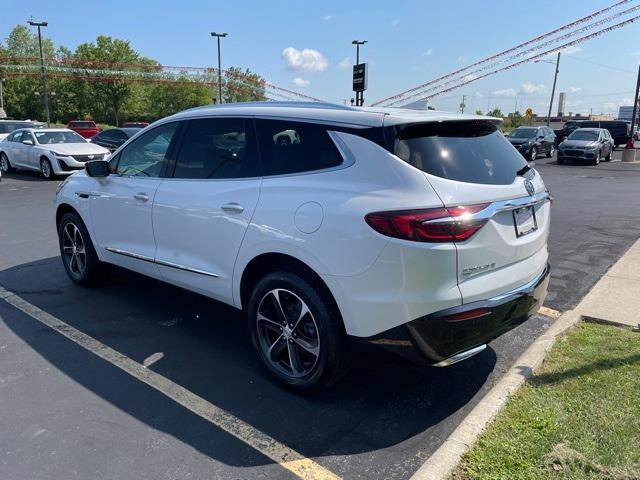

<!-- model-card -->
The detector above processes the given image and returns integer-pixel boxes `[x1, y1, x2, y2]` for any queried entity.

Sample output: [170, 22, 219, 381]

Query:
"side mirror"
[22, 139, 34, 146]
[85, 160, 110, 178]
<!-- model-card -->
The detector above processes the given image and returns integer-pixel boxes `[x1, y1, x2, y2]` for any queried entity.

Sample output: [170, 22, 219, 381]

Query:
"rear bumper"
[369, 264, 550, 365]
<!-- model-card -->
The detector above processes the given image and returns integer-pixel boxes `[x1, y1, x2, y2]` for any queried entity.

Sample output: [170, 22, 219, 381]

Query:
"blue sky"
[2, 0, 639, 115]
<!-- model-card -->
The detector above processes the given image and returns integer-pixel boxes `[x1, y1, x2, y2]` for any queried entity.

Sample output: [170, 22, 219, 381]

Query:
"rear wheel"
[0, 153, 14, 173]
[592, 150, 601, 166]
[247, 270, 348, 390]
[605, 149, 612, 161]
[58, 213, 107, 285]
[529, 147, 537, 162]
[546, 145, 554, 158]
[40, 157, 54, 179]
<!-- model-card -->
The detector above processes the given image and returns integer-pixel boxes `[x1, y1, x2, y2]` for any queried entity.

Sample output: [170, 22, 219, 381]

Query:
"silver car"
[557, 128, 613, 165]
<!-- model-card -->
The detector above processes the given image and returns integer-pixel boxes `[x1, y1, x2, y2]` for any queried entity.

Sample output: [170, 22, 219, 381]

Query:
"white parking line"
[0, 286, 341, 480]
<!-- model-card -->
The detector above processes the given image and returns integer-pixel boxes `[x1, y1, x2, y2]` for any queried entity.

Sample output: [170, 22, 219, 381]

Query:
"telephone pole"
[546, 52, 561, 126]
[27, 19, 50, 126]
[629, 64, 639, 146]
[460, 95, 466, 114]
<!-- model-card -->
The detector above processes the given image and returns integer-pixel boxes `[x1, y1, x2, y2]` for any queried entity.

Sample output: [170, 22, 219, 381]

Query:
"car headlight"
[49, 150, 70, 157]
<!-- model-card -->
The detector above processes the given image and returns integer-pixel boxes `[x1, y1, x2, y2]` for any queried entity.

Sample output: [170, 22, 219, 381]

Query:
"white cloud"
[282, 47, 328, 72]
[337, 57, 352, 69]
[292, 77, 310, 87]
[323, 14, 334, 21]
[423, 49, 432, 56]
[391, 18, 400, 27]
[520, 82, 545, 94]
[569, 86, 582, 93]
[492, 88, 517, 97]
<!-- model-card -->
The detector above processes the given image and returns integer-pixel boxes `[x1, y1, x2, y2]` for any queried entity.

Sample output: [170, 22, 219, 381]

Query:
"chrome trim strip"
[488, 265, 549, 303]
[105, 247, 219, 278]
[154, 258, 219, 278]
[105, 247, 155, 263]
[423, 191, 550, 225]
[433, 344, 487, 367]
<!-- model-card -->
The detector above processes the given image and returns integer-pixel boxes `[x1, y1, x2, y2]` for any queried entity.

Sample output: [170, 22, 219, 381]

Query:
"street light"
[27, 19, 50, 126]
[210, 32, 228, 104]
[352, 40, 367, 106]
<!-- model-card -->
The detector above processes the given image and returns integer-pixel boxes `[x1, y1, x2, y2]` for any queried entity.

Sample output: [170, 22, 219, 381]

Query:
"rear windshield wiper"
[516, 164, 532, 177]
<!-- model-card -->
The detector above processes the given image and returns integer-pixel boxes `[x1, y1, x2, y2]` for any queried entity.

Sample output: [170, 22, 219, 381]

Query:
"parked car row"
[557, 128, 614, 165]
[554, 120, 630, 146]
[506, 126, 556, 161]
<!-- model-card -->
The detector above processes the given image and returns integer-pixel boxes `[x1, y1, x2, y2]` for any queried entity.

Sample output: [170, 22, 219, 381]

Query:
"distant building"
[618, 106, 639, 122]
[557, 92, 566, 117]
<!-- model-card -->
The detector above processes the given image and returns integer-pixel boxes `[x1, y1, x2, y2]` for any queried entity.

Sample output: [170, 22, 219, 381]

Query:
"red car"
[67, 120, 100, 139]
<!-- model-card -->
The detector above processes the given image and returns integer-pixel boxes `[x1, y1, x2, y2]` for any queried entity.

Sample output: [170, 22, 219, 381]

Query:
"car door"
[152, 116, 262, 304]
[10, 131, 30, 168]
[3, 131, 20, 165]
[21, 132, 39, 169]
[89, 121, 179, 279]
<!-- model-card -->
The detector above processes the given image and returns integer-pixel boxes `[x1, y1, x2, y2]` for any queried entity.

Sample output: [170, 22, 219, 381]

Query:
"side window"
[100, 130, 116, 141]
[116, 122, 177, 177]
[256, 119, 343, 176]
[172, 117, 258, 179]
[12, 132, 23, 143]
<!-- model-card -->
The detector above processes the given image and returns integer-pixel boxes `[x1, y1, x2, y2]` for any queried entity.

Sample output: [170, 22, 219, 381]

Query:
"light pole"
[210, 32, 228, 104]
[0, 78, 5, 113]
[352, 40, 367, 106]
[27, 20, 50, 126]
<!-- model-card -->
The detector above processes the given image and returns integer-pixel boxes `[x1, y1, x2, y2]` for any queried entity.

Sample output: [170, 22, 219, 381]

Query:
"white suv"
[55, 102, 551, 390]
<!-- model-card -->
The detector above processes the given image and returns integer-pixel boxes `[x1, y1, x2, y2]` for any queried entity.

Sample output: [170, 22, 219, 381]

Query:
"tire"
[247, 270, 348, 391]
[592, 150, 601, 166]
[546, 145, 554, 158]
[529, 147, 537, 162]
[605, 149, 612, 161]
[0, 152, 14, 173]
[40, 157, 54, 179]
[58, 212, 107, 286]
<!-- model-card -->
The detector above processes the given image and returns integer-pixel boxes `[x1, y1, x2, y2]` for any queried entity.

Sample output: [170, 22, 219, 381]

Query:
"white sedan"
[0, 128, 109, 179]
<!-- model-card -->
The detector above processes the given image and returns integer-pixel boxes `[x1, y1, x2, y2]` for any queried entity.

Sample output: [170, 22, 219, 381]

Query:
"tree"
[475, 109, 484, 115]
[73, 36, 156, 125]
[146, 80, 212, 120]
[488, 107, 503, 118]
[223, 66, 267, 103]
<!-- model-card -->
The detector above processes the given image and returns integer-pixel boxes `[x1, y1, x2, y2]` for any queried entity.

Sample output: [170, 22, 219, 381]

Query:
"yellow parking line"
[0, 286, 340, 480]
[538, 306, 562, 319]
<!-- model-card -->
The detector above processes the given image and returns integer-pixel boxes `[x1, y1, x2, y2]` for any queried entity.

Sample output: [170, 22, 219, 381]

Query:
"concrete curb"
[409, 309, 582, 480]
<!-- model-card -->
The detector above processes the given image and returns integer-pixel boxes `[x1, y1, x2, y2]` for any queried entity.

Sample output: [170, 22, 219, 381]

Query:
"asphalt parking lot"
[2, 148, 640, 480]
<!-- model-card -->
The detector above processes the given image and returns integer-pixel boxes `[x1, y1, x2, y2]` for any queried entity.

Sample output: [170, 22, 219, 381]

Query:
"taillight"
[364, 204, 489, 243]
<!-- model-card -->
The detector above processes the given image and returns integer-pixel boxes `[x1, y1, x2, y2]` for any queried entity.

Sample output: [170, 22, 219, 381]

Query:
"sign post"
[352, 63, 368, 107]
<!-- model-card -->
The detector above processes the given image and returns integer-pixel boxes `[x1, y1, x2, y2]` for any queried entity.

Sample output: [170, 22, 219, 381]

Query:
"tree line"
[0, 25, 267, 126]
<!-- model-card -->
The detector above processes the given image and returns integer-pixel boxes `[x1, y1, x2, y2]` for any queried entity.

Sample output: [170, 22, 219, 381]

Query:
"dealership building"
[618, 105, 639, 122]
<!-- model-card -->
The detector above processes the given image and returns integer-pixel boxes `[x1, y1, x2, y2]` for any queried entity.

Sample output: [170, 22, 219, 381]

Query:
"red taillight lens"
[365, 204, 489, 243]
[441, 308, 492, 323]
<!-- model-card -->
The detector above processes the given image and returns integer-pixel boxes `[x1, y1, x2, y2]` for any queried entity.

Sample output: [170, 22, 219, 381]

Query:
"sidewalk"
[577, 239, 640, 329]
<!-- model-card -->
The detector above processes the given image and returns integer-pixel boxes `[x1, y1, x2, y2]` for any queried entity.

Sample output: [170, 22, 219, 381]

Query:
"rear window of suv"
[387, 120, 527, 185]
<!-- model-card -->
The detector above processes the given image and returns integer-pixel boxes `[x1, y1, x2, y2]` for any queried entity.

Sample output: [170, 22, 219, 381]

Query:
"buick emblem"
[524, 179, 535, 196]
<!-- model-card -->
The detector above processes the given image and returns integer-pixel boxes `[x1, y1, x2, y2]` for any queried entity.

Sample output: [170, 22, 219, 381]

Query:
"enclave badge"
[524, 179, 535, 196]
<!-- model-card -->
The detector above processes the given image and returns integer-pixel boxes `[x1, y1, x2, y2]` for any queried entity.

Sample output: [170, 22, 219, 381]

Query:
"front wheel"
[58, 213, 107, 285]
[0, 153, 14, 173]
[546, 145, 555, 158]
[40, 157, 54, 179]
[529, 147, 537, 162]
[592, 151, 601, 166]
[247, 270, 348, 390]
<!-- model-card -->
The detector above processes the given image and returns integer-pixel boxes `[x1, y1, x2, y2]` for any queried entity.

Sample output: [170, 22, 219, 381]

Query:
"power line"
[561, 55, 636, 73]
[371, 0, 636, 106]
[397, 14, 640, 105]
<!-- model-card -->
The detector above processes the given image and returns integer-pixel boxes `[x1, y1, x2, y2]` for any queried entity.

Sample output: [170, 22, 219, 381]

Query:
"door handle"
[134, 193, 149, 202]
[221, 203, 244, 214]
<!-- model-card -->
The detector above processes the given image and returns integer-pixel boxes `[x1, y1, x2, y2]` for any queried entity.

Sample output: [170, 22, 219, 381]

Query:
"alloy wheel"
[256, 288, 320, 378]
[530, 147, 537, 161]
[41, 159, 52, 179]
[0, 154, 9, 172]
[62, 222, 87, 277]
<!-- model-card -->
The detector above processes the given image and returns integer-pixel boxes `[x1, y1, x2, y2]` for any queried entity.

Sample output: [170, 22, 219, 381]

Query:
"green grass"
[455, 322, 640, 480]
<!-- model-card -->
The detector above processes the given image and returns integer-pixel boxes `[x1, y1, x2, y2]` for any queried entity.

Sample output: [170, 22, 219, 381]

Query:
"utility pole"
[27, 20, 50, 126]
[352, 40, 367, 106]
[0, 78, 4, 111]
[628, 64, 640, 147]
[210, 32, 228, 104]
[546, 52, 561, 126]
[460, 95, 466, 114]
